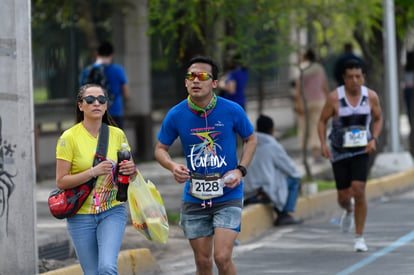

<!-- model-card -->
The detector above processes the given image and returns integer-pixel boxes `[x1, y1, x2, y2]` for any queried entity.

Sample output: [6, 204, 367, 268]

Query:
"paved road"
[156, 188, 414, 275]
[36, 97, 413, 273]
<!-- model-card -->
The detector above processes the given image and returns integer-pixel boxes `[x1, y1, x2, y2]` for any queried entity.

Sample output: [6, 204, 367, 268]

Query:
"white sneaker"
[340, 211, 354, 232]
[340, 198, 354, 232]
[354, 237, 368, 252]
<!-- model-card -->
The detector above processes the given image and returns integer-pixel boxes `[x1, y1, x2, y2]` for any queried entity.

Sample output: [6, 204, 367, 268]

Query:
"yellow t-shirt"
[56, 122, 130, 214]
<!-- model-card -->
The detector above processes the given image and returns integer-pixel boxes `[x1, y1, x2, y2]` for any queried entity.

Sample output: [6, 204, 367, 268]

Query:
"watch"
[236, 165, 247, 177]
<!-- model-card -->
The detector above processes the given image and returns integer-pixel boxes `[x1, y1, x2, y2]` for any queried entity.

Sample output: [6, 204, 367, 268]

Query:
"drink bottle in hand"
[220, 173, 236, 187]
[116, 143, 131, 202]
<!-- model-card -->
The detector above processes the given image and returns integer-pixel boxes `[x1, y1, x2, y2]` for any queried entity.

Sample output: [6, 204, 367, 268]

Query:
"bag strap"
[93, 123, 109, 166]
[87, 123, 109, 188]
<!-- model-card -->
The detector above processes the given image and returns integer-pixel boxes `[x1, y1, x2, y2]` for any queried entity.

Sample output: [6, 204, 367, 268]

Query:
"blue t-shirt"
[157, 96, 254, 203]
[223, 67, 249, 109]
[80, 63, 128, 117]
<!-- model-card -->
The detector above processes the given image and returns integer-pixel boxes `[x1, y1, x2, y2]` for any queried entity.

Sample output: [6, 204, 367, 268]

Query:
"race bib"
[343, 127, 368, 148]
[190, 173, 224, 200]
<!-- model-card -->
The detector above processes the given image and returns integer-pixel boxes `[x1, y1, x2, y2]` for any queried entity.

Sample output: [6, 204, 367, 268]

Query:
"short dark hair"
[256, 114, 274, 134]
[187, 56, 219, 80]
[304, 48, 316, 62]
[343, 59, 364, 74]
[97, 41, 114, 57]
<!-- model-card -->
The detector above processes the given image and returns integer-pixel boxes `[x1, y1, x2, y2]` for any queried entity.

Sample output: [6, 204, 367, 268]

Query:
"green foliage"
[33, 0, 107, 29]
[149, 0, 214, 57]
[148, 0, 414, 70]
[31, 0, 132, 48]
[149, 0, 296, 70]
[166, 211, 180, 225]
[152, 58, 170, 71]
[280, 126, 297, 139]
[34, 87, 48, 103]
[395, 0, 414, 39]
[301, 178, 335, 193]
[316, 180, 335, 192]
[32, 0, 414, 100]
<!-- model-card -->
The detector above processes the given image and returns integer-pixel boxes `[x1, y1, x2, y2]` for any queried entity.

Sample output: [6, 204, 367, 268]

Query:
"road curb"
[366, 168, 414, 198]
[238, 203, 274, 242]
[40, 248, 157, 275]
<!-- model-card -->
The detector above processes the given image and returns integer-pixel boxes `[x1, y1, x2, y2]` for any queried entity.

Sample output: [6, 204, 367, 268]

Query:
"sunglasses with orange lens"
[185, 72, 213, 81]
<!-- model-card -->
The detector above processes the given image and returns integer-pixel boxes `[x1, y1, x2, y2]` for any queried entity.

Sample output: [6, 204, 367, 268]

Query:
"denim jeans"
[284, 177, 300, 213]
[67, 204, 127, 275]
[244, 177, 300, 214]
[180, 206, 242, 239]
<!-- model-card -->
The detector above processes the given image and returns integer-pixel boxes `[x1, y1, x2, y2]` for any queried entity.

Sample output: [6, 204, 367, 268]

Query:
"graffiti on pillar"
[0, 116, 17, 237]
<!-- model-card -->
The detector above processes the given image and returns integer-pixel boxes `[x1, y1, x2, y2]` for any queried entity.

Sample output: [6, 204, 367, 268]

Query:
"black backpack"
[82, 64, 114, 105]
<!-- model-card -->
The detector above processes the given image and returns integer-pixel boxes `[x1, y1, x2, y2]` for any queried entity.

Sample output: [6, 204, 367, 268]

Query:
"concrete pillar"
[0, 0, 38, 274]
[123, 0, 153, 162]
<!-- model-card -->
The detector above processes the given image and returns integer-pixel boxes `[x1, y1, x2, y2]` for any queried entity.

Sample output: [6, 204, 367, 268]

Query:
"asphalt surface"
[156, 187, 414, 275]
[37, 137, 414, 274]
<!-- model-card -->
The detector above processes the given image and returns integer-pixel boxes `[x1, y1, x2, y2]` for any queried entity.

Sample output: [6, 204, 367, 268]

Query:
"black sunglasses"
[82, 95, 108, 104]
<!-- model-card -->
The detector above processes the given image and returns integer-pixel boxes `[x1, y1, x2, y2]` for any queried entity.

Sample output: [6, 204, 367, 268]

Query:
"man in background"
[80, 41, 129, 129]
[318, 60, 383, 252]
[218, 54, 249, 110]
[244, 114, 303, 226]
[294, 48, 329, 163]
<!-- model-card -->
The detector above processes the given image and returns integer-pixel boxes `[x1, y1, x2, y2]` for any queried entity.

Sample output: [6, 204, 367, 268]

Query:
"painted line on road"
[336, 230, 414, 275]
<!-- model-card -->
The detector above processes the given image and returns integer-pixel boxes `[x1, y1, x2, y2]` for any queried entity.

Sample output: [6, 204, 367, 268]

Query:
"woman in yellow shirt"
[56, 84, 137, 274]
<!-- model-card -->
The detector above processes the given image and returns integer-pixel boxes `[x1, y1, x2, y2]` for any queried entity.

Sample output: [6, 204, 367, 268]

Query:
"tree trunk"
[299, 64, 313, 180]
[78, 0, 99, 54]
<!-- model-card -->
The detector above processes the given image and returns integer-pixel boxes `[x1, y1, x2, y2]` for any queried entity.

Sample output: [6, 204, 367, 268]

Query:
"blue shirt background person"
[80, 41, 128, 129]
[219, 54, 249, 109]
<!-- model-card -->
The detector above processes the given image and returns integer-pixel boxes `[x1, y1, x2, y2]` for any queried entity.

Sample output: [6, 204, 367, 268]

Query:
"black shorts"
[332, 153, 369, 190]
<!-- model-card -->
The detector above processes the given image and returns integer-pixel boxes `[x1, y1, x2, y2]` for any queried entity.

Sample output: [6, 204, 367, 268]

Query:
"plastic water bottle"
[220, 173, 236, 187]
[116, 143, 131, 202]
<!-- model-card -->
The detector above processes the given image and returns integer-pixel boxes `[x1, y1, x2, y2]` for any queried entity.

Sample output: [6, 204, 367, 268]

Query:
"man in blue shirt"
[155, 56, 257, 274]
[219, 54, 249, 109]
[80, 41, 128, 129]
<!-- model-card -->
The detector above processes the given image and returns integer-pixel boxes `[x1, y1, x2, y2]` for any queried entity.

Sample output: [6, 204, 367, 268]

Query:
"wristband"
[371, 137, 379, 145]
[236, 165, 247, 177]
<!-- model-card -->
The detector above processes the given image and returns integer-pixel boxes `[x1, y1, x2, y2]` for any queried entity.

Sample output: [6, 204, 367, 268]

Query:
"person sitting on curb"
[244, 114, 303, 226]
